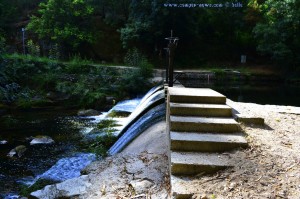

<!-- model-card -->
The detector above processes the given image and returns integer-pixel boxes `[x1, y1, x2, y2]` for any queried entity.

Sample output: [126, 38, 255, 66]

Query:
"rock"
[126, 159, 145, 174]
[46, 91, 70, 101]
[7, 145, 27, 157]
[30, 175, 91, 199]
[130, 179, 154, 195]
[30, 136, 54, 145]
[0, 140, 8, 145]
[106, 96, 116, 105]
[192, 194, 209, 199]
[77, 109, 99, 116]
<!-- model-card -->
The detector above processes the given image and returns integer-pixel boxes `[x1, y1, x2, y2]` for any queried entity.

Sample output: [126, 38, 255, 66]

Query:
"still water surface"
[180, 79, 300, 107]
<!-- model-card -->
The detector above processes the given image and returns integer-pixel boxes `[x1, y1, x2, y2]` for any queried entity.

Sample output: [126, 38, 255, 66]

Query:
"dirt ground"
[187, 101, 300, 199]
[79, 101, 300, 199]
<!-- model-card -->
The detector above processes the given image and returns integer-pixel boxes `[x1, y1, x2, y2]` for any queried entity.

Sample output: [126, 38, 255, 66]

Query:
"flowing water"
[0, 109, 99, 197]
[0, 85, 166, 198]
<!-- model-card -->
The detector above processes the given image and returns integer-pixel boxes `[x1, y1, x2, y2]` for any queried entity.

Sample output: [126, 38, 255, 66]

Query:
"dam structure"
[107, 83, 249, 198]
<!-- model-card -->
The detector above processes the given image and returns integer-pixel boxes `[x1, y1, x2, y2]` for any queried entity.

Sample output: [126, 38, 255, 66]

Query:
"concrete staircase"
[167, 87, 247, 198]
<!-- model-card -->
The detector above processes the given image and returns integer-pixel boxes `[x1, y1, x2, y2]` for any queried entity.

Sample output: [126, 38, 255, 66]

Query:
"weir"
[110, 84, 250, 197]
[108, 85, 166, 155]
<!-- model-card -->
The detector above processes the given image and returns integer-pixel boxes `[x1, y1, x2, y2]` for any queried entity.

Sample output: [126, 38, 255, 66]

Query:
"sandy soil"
[78, 101, 300, 199]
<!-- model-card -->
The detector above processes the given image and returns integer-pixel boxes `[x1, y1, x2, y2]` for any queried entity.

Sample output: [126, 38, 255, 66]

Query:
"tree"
[252, 0, 300, 68]
[27, 0, 95, 55]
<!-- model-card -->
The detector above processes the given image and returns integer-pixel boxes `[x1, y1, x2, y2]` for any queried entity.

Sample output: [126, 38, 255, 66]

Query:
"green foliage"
[253, 0, 300, 67]
[0, 34, 6, 55]
[19, 178, 58, 197]
[97, 119, 120, 131]
[89, 118, 119, 157]
[27, 40, 41, 57]
[107, 110, 131, 118]
[121, 48, 153, 94]
[0, 1, 18, 32]
[49, 44, 60, 60]
[88, 133, 117, 157]
[119, 0, 166, 49]
[27, 0, 95, 53]
[0, 83, 20, 103]
[65, 55, 92, 73]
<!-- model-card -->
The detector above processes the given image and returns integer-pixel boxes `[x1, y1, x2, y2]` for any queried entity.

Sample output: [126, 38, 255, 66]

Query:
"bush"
[27, 40, 41, 57]
[120, 48, 153, 95]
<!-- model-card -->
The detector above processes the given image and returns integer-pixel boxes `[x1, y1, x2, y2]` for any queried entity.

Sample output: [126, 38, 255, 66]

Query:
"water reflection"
[179, 79, 300, 107]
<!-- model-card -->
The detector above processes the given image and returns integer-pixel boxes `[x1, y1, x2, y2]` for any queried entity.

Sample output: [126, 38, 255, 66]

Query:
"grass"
[107, 110, 131, 118]
[19, 179, 59, 197]
[3, 53, 59, 64]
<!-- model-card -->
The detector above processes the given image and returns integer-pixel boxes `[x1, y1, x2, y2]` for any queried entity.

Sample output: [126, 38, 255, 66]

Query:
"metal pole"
[165, 30, 179, 87]
[22, 28, 25, 55]
[164, 48, 169, 84]
[168, 43, 174, 87]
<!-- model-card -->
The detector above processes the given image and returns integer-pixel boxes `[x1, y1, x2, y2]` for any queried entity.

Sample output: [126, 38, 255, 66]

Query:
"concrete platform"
[170, 131, 247, 152]
[170, 103, 232, 117]
[235, 114, 265, 125]
[170, 116, 240, 133]
[169, 87, 226, 104]
[171, 152, 232, 175]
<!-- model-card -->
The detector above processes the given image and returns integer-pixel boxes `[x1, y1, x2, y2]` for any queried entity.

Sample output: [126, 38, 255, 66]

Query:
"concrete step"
[170, 116, 240, 133]
[168, 87, 226, 104]
[171, 151, 232, 175]
[170, 103, 232, 117]
[170, 131, 247, 152]
[171, 176, 194, 199]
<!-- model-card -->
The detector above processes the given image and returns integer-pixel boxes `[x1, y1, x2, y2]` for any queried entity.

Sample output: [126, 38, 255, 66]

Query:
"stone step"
[171, 175, 208, 199]
[171, 151, 232, 175]
[170, 103, 232, 117]
[170, 116, 240, 133]
[171, 175, 193, 199]
[170, 131, 247, 152]
[168, 87, 226, 104]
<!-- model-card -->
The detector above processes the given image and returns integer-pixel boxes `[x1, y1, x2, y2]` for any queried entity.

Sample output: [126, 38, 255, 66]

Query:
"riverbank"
[29, 100, 300, 199]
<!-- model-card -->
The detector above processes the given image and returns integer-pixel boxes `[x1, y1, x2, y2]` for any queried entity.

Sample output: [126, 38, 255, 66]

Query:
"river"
[1, 82, 299, 198]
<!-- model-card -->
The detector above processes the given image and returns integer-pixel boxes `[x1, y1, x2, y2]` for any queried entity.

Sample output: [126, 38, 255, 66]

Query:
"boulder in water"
[7, 145, 27, 157]
[77, 109, 99, 116]
[0, 140, 8, 145]
[30, 175, 91, 199]
[30, 136, 55, 145]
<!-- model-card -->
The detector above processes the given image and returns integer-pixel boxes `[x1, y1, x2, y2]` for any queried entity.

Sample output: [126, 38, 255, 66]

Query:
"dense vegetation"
[1, 0, 300, 108]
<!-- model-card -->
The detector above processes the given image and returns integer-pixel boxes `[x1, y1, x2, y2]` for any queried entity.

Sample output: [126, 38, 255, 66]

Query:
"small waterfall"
[115, 89, 165, 137]
[108, 103, 165, 155]
[108, 85, 166, 155]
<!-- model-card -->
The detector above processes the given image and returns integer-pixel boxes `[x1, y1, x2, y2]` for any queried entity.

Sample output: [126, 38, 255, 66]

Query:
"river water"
[0, 94, 147, 198]
[0, 109, 97, 197]
[179, 79, 300, 107]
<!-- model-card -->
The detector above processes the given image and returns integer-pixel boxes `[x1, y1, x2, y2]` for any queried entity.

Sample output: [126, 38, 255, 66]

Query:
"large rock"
[7, 145, 27, 157]
[77, 109, 99, 116]
[30, 136, 55, 145]
[0, 140, 8, 145]
[30, 175, 91, 199]
[130, 179, 154, 195]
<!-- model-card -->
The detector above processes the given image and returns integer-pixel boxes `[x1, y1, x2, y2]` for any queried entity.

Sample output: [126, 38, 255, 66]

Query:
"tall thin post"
[164, 48, 169, 84]
[165, 30, 179, 87]
[22, 28, 25, 55]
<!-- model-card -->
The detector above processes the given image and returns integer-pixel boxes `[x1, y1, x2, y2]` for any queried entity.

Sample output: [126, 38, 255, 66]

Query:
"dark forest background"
[0, 0, 299, 69]
[1, 0, 300, 109]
